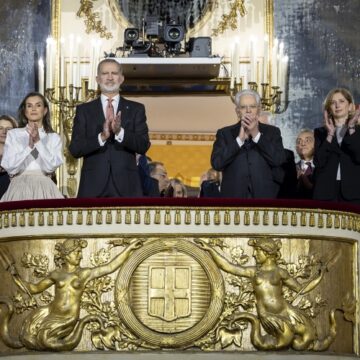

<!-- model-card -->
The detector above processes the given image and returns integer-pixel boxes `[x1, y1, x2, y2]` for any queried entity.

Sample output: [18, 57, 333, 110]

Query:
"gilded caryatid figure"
[0, 238, 142, 351]
[195, 237, 351, 351]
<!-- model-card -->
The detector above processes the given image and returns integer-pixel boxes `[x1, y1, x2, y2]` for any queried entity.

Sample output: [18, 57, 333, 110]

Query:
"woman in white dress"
[1, 92, 63, 201]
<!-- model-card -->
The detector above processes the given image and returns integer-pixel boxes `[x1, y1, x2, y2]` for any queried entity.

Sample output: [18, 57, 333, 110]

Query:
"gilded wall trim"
[149, 133, 215, 142]
[1, 207, 359, 233]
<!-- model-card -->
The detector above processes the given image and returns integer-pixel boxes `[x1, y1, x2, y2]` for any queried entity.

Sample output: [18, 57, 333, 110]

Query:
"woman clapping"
[1, 92, 63, 201]
[313, 88, 360, 204]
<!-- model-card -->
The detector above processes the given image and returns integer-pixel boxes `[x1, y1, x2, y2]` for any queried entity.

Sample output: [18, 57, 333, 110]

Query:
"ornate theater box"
[0, 198, 359, 360]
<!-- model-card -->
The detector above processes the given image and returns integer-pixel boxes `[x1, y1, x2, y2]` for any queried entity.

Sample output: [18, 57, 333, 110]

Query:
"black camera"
[124, 28, 139, 45]
[121, 18, 212, 58]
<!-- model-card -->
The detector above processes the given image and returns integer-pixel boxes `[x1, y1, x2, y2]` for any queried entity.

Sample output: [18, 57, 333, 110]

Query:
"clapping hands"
[347, 108, 360, 129]
[27, 122, 40, 149]
[101, 111, 122, 141]
[239, 114, 259, 141]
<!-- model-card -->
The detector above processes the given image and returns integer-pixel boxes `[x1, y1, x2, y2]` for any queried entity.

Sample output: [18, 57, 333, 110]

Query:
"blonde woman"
[313, 88, 360, 204]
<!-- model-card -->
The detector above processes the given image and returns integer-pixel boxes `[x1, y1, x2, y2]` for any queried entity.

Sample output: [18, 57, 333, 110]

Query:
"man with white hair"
[211, 89, 286, 198]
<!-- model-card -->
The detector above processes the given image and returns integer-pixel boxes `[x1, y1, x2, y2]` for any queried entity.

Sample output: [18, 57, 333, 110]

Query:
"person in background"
[313, 88, 360, 204]
[137, 154, 160, 197]
[211, 89, 286, 198]
[0, 115, 18, 198]
[148, 161, 170, 197]
[164, 178, 187, 198]
[199, 168, 221, 197]
[1, 92, 63, 201]
[295, 129, 315, 199]
[69, 58, 150, 198]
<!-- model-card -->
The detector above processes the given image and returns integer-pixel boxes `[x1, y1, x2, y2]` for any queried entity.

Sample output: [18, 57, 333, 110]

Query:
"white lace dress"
[0, 127, 64, 201]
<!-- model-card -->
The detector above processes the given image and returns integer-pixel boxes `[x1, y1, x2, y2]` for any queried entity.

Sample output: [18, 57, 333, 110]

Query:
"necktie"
[304, 162, 313, 176]
[106, 98, 115, 121]
[243, 138, 253, 149]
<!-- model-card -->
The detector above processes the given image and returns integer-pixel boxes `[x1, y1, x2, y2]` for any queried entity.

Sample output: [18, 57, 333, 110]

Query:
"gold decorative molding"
[76, 0, 113, 39]
[212, 0, 247, 36]
[149, 132, 215, 142]
[1, 207, 360, 232]
[0, 235, 357, 354]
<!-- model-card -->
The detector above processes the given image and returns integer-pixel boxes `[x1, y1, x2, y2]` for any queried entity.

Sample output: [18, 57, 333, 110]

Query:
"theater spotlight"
[163, 24, 184, 43]
[124, 28, 139, 46]
[163, 24, 184, 55]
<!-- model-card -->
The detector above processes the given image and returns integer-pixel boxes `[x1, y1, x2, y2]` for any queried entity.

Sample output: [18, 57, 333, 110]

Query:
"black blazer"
[313, 125, 360, 201]
[211, 122, 286, 198]
[0, 171, 10, 198]
[69, 96, 150, 198]
[278, 149, 297, 199]
[295, 160, 314, 199]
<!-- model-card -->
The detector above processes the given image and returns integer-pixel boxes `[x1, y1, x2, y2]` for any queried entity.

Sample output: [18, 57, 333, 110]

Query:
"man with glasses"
[211, 89, 286, 198]
[295, 129, 315, 199]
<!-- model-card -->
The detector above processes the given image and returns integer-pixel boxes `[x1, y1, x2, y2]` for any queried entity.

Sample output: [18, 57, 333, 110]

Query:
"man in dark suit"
[295, 129, 315, 199]
[69, 58, 150, 197]
[258, 111, 297, 199]
[211, 90, 286, 198]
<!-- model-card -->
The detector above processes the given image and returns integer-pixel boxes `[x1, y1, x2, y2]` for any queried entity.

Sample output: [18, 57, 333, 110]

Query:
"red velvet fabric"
[1, 197, 360, 214]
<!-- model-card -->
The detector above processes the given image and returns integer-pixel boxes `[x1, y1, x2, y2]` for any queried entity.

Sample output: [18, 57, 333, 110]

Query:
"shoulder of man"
[217, 122, 241, 133]
[120, 96, 145, 109]
[259, 122, 281, 135]
[76, 97, 101, 111]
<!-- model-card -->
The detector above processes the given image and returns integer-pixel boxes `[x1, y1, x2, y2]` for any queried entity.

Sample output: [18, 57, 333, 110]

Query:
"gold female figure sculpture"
[196, 237, 338, 351]
[0, 238, 142, 351]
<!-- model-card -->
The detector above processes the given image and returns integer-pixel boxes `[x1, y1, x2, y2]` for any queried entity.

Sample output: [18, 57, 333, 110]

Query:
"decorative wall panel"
[0, 0, 50, 117]
[274, 0, 360, 151]
[0, 199, 359, 358]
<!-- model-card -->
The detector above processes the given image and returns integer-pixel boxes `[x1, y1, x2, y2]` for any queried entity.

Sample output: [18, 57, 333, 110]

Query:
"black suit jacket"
[295, 160, 314, 199]
[313, 125, 360, 201]
[0, 171, 10, 198]
[211, 122, 286, 198]
[69, 96, 150, 198]
[278, 149, 297, 199]
[137, 155, 160, 197]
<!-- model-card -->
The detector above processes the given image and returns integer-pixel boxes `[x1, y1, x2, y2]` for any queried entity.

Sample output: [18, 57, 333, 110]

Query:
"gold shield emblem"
[148, 266, 191, 321]
[115, 238, 225, 348]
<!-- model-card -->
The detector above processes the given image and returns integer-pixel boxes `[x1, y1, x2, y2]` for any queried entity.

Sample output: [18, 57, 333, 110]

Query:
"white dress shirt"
[299, 159, 314, 171]
[1, 127, 63, 176]
[236, 132, 261, 147]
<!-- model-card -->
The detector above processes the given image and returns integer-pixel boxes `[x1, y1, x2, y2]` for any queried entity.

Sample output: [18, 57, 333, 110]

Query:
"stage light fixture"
[124, 28, 139, 46]
[163, 25, 184, 43]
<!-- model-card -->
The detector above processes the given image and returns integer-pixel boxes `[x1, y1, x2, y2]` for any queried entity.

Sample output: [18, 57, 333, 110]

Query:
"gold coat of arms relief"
[0, 236, 357, 354]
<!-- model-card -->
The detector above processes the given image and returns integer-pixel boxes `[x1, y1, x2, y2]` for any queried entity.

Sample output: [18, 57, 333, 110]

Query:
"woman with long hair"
[313, 88, 360, 204]
[1, 92, 63, 201]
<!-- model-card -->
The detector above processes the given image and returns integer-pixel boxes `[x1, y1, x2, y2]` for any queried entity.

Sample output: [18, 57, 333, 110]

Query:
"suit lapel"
[230, 122, 241, 139]
[119, 96, 130, 128]
[93, 97, 105, 125]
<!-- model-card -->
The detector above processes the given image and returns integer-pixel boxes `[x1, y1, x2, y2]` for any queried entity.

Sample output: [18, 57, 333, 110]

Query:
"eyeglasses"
[296, 137, 314, 145]
[238, 105, 259, 111]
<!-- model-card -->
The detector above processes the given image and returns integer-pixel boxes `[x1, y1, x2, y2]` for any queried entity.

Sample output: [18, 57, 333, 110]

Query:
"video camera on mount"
[121, 16, 212, 58]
